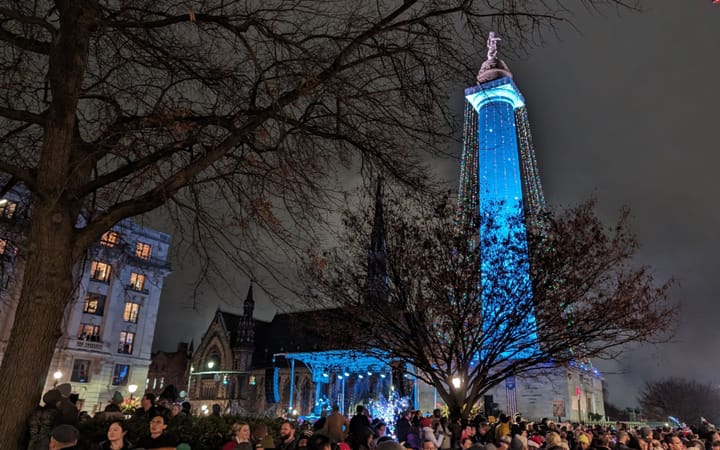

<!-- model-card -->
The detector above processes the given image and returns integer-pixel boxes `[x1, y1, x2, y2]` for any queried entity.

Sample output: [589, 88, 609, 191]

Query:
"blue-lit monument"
[457, 32, 546, 355]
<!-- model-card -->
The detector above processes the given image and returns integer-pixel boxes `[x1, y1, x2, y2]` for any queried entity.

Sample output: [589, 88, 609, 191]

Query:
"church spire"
[364, 177, 389, 304]
[243, 281, 255, 317]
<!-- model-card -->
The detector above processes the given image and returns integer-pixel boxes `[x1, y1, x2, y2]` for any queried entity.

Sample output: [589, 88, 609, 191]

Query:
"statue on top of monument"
[476, 31, 513, 84]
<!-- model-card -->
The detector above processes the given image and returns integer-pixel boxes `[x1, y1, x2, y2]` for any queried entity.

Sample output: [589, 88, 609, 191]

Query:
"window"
[135, 242, 152, 260]
[90, 261, 111, 282]
[128, 272, 146, 291]
[112, 364, 130, 386]
[82, 292, 106, 316]
[118, 331, 135, 354]
[0, 200, 17, 219]
[77, 323, 101, 342]
[100, 231, 120, 247]
[71, 359, 91, 383]
[123, 302, 140, 323]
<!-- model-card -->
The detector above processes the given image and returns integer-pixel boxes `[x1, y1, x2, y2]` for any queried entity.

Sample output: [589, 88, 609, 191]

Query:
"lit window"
[112, 364, 130, 386]
[118, 331, 135, 354]
[159, 377, 164, 389]
[77, 323, 101, 341]
[90, 261, 111, 282]
[82, 292, 106, 316]
[0, 200, 17, 219]
[100, 231, 120, 247]
[135, 242, 152, 260]
[123, 302, 140, 323]
[129, 272, 146, 291]
[71, 359, 91, 383]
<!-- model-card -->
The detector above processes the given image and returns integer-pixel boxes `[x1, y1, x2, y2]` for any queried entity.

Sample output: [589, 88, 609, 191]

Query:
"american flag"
[505, 377, 518, 415]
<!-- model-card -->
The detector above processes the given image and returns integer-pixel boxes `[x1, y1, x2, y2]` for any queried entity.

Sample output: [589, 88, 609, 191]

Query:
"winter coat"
[27, 405, 60, 450]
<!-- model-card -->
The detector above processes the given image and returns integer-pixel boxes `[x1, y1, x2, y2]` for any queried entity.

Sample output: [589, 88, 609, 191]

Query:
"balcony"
[74, 338, 104, 351]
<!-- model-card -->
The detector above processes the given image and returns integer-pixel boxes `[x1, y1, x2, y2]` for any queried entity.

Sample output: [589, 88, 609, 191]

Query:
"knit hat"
[420, 418, 432, 428]
[43, 389, 62, 406]
[112, 391, 124, 404]
[50, 424, 79, 444]
[577, 435, 590, 446]
[56, 383, 72, 397]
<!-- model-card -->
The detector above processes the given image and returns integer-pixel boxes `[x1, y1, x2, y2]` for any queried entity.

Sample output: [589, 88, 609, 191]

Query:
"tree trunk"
[0, 204, 76, 448]
[0, 1, 96, 445]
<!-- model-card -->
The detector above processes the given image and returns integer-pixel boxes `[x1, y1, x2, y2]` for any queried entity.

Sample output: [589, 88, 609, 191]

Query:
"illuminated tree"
[0, 0, 641, 445]
[305, 190, 675, 420]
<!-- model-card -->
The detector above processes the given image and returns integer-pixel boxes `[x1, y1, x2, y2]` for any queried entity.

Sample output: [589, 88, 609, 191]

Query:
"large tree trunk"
[0, 1, 96, 446]
[0, 207, 77, 448]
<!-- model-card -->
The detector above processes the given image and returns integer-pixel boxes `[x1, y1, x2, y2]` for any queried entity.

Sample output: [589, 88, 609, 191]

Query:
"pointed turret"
[237, 283, 255, 347]
[243, 282, 255, 317]
[364, 177, 389, 304]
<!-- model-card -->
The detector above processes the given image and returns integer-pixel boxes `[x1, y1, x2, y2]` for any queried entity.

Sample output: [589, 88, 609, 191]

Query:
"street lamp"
[53, 371, 62, 387]
[128, 384, 138, 400]
[451, 377, 462, 389]
[207, 361, 215, 369]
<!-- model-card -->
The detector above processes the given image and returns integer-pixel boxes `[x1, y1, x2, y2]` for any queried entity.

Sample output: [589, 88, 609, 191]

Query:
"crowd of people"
[26, 384, 720, 450]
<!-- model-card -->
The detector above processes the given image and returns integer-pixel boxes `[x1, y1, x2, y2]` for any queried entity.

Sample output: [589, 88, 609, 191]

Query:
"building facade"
[0, 194, 171, 413]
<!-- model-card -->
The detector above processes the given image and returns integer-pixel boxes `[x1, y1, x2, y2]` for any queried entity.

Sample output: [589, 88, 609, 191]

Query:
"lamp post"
[207, 361, 215, 369]
[128, 384, 138, 401]
[53, 371, 62, 387]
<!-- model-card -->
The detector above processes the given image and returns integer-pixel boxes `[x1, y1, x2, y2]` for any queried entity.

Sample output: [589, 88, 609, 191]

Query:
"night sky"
[154, 0, 720, 409]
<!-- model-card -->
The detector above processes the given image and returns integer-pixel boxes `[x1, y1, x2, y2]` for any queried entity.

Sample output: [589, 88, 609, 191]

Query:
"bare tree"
[639, 378, 720, 425]
[305, 190, 675, 420]
[0, 0, 641, 445]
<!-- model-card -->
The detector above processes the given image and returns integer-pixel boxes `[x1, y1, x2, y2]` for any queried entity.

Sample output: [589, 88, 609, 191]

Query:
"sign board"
[552, 400, 566, 418]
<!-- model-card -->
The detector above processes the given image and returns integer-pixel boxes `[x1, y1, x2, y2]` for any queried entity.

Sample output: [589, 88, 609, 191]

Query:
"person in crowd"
[666, 433, 687, 450]
[181, 401, 192, 416]
[223, 421, 254, 450]
[170, 403, 183, 418]
[324, 404, 347, 443]
[277, 420, 299, 450]
[498, 436, 512, 450]
[576, 434, 591, 450]
[350, 406, 372, 450]
[420, 418, 443, 450]
[212, 403, 223, 417]
[422, 439, 438, 450]
[135, 413, 180, 449]
[615, 431, 631, 450]
[308, 433, 333, 450]
[477, 423, 492, 445]
[356, 427, 375, 450]
[396, 411, 413, 444]
[133, 393, 159, 420]
[28, 389, 62, 450]
[253, 422, 275, 450]
[56, 383, 79, 426]
[376, 422, 392, 445]
[104, 391, 124, 414]
[298, 430, 314, 450]
[435, 415, 452, 450]
[96, 420, 132, 450]
[49, 424, 80, 450]
[460, 438, 474, 450]
[495, 416, 511, 444]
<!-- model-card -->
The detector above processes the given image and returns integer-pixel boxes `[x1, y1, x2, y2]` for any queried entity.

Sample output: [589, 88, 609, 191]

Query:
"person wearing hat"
[55, 383, 79, 426]
[49, 424, 79, 450]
